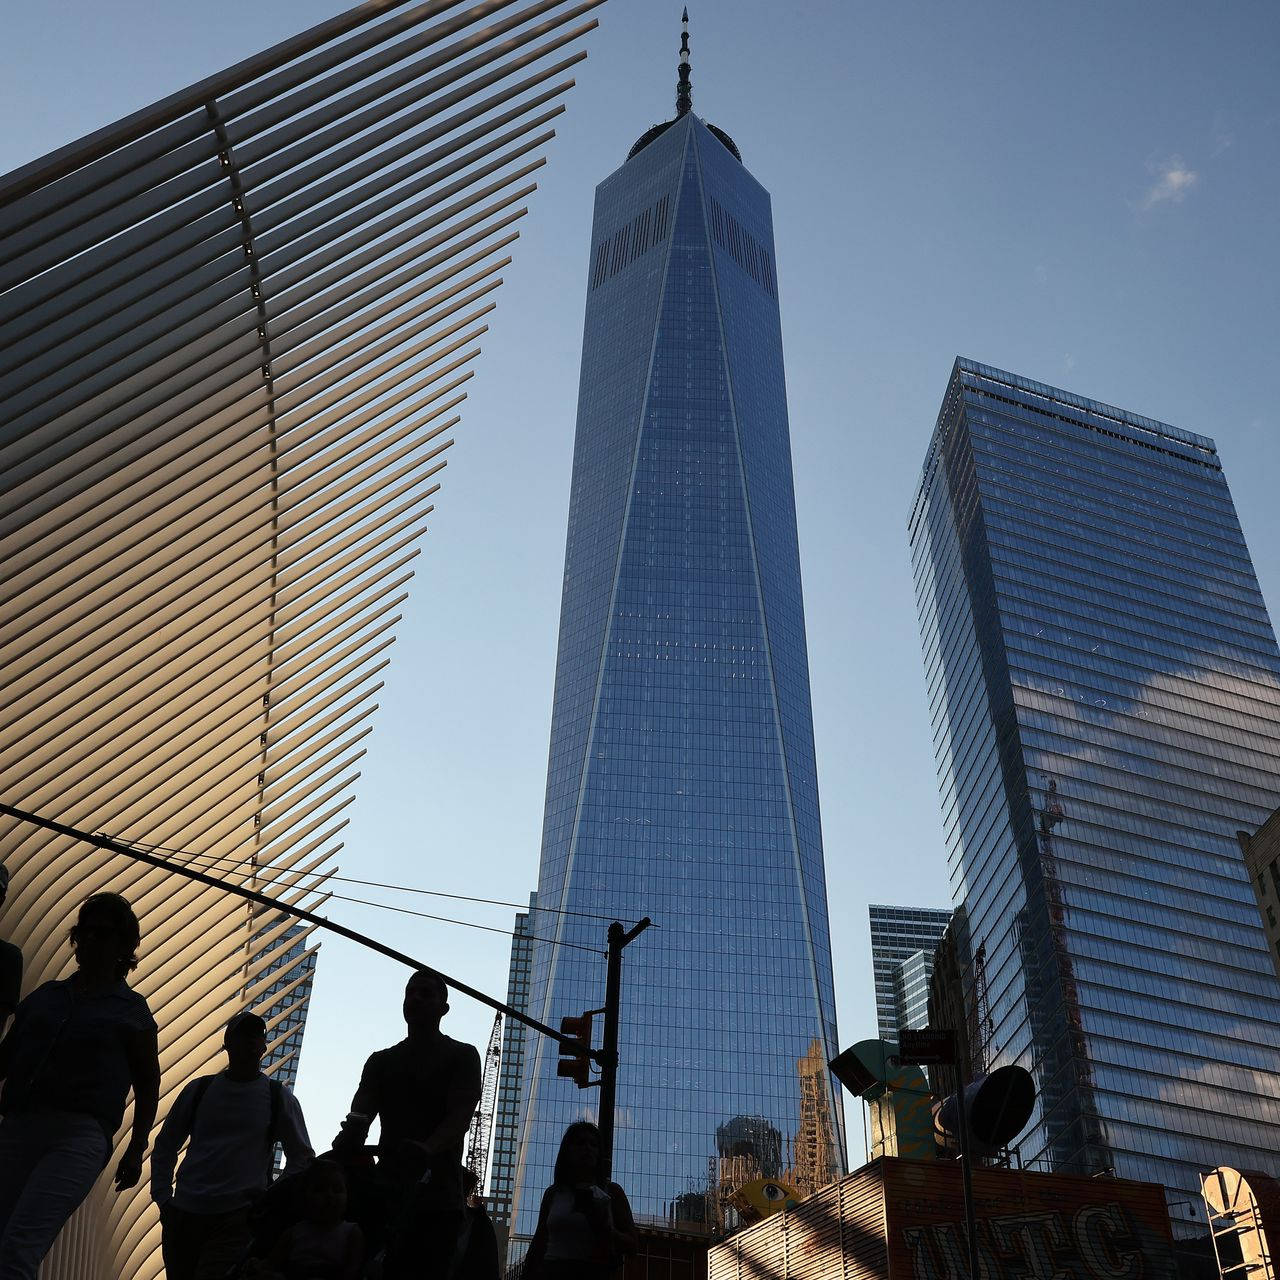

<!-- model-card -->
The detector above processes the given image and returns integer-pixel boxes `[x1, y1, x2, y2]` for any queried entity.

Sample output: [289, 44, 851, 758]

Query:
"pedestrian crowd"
[0, 869, 636, 1280]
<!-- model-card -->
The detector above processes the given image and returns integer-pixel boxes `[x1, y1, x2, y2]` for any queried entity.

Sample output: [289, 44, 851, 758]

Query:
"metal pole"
[0, 800, 587, 1053]
[596, 916, 651, 1181]
[952, 1034, 982, 1280]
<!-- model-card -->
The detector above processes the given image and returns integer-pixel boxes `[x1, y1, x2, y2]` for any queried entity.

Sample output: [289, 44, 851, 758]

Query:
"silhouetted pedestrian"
[452, 1168, 500, 1280]
[0, 864, 21, 1033]
[524, 1122, 637, 1280]
[257, 1158, 364, 1280]
[0, 892, 160, 1279]
[332, 969, 481, 1279]
[152, 1009, 313, 1280]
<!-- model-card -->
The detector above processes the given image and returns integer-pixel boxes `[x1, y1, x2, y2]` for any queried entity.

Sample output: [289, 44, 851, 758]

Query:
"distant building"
[254, 918, 317, 1090]
[1239, 814, 1280, 979]
[868, 905, 952, 1041]
[489, 893, 536, 1259]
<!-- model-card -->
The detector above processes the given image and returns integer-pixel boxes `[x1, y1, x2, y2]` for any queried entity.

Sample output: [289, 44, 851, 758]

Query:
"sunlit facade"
[910, 358, 1280, 1230]
[510, 95, 844, 1244]
[0, 1, 601, 1274]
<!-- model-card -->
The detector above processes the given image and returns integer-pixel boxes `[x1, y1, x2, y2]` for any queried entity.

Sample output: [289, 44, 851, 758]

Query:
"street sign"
[898, 1027, 957, 1066]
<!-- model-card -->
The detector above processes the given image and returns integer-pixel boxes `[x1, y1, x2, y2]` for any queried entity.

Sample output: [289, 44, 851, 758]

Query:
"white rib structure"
[0, 2, 601, 1276]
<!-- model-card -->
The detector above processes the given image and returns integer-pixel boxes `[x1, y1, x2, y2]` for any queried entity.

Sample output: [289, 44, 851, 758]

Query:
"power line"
[107, 835, 638, 925]
[143, 848, 605, 956]
[0, 801, 594, 1054]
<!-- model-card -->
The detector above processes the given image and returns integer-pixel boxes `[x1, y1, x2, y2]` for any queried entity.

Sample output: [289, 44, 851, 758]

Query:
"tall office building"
[489, 894, 536, 1258]
[910, 358, 1280, 1227]
[254, 918, 318, 1089]
[868, 904, 952, 1042]
[511, 19, 844, 1243]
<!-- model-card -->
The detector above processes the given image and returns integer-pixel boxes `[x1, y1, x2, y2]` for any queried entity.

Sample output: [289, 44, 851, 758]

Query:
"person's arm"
[606, 1182, 638, 1256]
[149, 1081, 197, 1207]
[415, 1044, 481, 1157]
[278, 1089, 314, 1170]
[0, 991, 28, 1079]
[0, 943, 21, 1031]
[116, 1026, 160, 1191]
[332, 1053, 380, 1152]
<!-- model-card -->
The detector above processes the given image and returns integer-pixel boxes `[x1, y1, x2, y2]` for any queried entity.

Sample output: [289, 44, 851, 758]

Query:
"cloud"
[1140, 154, 1198, 210]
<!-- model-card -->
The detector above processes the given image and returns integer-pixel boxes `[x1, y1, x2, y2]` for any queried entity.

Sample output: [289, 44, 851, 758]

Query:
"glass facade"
[510, 113, 844, 1243]
[253, 916, 317, 1091]
[910, 358, 1280, 1231]
[868, 904, 952, 1042]
[489, 894, 536, 1256]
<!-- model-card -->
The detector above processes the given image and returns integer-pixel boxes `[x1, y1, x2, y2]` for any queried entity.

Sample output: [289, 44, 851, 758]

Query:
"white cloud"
[1140, 154, 1199, 210]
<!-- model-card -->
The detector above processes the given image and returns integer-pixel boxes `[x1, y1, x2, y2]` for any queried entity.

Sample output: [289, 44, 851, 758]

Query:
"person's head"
[403, 969, 448, 1034]
[302, 1158, 347, 1225]
[68, 893, 140, 980]
[0, 862, 9, 909]
[553, 1121, 601, 1186]
[224, 1011, 268, 1074]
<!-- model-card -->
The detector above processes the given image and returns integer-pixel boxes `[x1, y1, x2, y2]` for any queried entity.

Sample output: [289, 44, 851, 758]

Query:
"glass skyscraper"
[489, 894, 536, 1257]
[868, 904, 952, 1042]
[910, 358, 1280, 1229]
[510, 31, 844, 1244]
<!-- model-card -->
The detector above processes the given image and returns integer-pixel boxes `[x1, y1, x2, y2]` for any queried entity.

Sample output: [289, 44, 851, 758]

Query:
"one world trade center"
[511, 16, 845, 1241]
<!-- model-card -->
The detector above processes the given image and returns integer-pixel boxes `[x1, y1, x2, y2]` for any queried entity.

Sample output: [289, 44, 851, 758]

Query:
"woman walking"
[524, 1122, 637, 1280]
[0, 892, 161, 1279]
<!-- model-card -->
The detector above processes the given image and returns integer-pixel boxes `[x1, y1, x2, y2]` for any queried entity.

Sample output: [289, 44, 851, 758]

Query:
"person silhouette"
[258, 1157, 364, 1280]
[0, 892, 161, 1279]
[0, 864, 21, 1033]
[152, 1009, 313, 1280]
[524, 1122, 637, 1280]
[451, 1167, 500, 1280]
[332, 969, 481, 1278]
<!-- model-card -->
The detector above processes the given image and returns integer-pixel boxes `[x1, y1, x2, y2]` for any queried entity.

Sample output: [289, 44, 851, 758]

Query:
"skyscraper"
[911, 357, 1280, 1227]
[510, 17, 844, 1243]
[489, 893, 537, 1257]
[868, 904, 952, 1042]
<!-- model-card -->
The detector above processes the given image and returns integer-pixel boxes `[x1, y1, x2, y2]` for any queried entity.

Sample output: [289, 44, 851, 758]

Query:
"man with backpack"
[151, 1010, 313, 1280]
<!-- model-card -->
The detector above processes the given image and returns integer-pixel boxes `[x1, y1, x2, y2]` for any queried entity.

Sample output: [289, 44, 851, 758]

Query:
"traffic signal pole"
[3, 801, 655, 1182]
[597, 916, 651, 1181]
[0, 801, 589, 1054]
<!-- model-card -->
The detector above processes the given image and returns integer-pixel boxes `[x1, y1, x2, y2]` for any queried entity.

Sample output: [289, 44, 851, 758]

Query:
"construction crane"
[466, 1011, 503, 1193]
[971, 940, 995, 1073]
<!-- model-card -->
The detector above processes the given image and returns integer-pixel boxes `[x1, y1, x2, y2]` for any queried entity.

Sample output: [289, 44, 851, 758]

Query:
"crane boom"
[466, 1011, 503, 1192]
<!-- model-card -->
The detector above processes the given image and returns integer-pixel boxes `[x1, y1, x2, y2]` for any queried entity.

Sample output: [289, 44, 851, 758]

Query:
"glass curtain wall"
[511, 114, 843, 1243]
[910, 358, 1280, 1228]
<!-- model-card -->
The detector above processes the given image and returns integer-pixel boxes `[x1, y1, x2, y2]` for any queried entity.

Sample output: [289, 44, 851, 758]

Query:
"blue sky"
[4, 0, 1278, 1161]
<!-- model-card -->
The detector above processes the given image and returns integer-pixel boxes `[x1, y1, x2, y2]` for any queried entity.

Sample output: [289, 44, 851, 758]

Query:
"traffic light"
[557, 1013, 594, 1089]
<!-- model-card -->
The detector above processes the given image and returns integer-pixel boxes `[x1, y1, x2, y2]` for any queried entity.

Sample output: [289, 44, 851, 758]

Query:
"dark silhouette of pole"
[953, 1067, 982, 1280]
[0, 800, 586, 1053]
[951, 1018, 982, 1280]
[597, 916, 651, 1181]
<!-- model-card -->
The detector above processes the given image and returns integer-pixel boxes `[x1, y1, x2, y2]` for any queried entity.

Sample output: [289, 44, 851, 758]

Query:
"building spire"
[676, 7, 692, 117]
